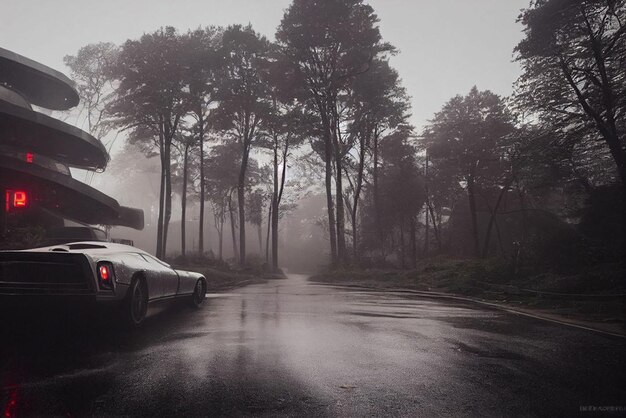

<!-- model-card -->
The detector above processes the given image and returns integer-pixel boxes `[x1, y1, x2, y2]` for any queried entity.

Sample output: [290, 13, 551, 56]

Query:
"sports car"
[0, 241, 207, 327]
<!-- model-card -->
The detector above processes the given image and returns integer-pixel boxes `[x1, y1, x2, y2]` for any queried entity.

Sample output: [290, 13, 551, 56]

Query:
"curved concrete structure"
[0, 98, 109, 170]
[0, 155, 144, 229]
[0, 47, 79, 110]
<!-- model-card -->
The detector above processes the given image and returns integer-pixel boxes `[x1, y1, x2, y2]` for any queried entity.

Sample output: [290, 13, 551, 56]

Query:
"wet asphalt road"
[1, 273, 625, 417]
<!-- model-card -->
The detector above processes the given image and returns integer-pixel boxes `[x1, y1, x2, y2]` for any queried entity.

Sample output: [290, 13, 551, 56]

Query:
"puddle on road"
[205, 293, 241, 299]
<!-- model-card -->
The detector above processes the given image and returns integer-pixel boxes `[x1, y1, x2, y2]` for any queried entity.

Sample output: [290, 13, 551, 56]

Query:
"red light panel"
[99, 265, 110, 281]
[4, 190, 28, 212]
[25, 152, 34, 163]
[13, 191, 27, 208]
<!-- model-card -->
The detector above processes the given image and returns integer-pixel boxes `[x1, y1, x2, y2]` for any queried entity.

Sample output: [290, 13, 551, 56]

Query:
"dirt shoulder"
[310, 260, 625, 337]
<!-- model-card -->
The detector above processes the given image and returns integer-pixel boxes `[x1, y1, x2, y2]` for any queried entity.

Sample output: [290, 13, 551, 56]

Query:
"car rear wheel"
[127, 278, 148, 327]
[190, 278, 206, 308]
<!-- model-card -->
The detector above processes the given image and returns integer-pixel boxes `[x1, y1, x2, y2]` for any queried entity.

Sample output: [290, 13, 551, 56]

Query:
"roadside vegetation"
[167, 253, 286, 291]
[312, 259, 625, 328]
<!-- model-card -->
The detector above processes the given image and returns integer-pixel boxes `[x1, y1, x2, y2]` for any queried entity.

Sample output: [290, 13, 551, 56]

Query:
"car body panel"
[0, 241, 205, 308]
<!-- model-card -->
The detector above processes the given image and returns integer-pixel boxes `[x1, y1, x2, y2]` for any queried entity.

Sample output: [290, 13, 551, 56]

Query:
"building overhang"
[0, 98, 109, 170]
[0, 47, 80, 110]
[0, 155, 143, 230]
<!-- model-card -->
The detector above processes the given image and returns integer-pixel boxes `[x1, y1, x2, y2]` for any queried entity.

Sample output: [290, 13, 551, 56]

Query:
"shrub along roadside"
[310, 258, 625, 329]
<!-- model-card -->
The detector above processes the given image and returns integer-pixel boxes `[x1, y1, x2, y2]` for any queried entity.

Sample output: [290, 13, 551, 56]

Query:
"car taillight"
[97, 262, 115, 291]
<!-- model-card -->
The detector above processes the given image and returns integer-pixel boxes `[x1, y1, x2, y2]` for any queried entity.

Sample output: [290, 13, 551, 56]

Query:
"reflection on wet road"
[1, 273, 625, 416]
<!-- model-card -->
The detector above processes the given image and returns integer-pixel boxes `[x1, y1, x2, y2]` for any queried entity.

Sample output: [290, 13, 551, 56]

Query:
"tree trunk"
[399, 223, 405, 269]
[198, 112, 205, 254]
[237, 120, 252, 267]
[372, 128, 384, 257]
[428, 202, 442, 251]
[423, 153, 430, 256]
[467, 173, 480, 258]
[156, 121, 165, 259]
[423, 205, 430, 257]
[216, 210, 224, 261]
[156, 157, 165, 259]
[271, 147, 280, 272]
[323, 130, 337, 265]
[265, 204, 272, 264]
[481, 177, 514, 258]
[332, 112, 347, 264]
[410, 217, 417, 269]
[181, 143, 189, 257]
[271, 198, 279, 272]
[162, 129, 173, 259]
[228, 193, 239, 262]
[237, 184, 246, 265]
[351, 132, 366, 262]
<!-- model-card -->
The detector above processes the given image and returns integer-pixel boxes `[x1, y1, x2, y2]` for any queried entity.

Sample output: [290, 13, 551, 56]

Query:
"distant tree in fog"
[204, 143, 239, 260]
[422, 87, 515, 258]
[182, 27, 223, 254]
[213, 25, 272, 266]
[64, 42, 119, 141]
[246, 188, 268, 256]
[276, 0, 395, 265]
[344, 58, 411, 260]
[64, 42, 120, 184]
[361, 130, 425, 267]
[171, 130, 196, 257]
[204, 142, 263, 261]
[107, 27, 190, 259]
[257, 92, 310, 271]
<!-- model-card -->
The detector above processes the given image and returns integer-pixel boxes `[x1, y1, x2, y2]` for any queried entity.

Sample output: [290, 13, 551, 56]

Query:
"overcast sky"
[1, 0, 530, 132]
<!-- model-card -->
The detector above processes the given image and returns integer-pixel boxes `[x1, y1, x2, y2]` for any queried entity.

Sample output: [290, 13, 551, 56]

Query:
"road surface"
[1, 273, 625, 417]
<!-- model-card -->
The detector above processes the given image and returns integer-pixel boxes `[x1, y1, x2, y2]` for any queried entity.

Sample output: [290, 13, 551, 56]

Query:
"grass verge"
[311, 258, 625, 335]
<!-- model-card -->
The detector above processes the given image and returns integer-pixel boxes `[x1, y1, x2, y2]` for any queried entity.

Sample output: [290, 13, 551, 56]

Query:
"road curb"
[317, 282, 626, 339]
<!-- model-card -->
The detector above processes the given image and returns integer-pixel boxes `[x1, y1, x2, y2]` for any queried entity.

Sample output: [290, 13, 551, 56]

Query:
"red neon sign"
[4, 190, 28, 212]
[13, 191, 27, 208]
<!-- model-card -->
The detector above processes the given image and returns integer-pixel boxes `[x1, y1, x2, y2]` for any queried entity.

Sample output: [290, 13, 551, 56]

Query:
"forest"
[63, 0, 624, 282]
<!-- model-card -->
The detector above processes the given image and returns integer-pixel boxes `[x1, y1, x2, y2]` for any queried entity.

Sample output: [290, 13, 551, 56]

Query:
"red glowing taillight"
[25, 152, 34, 163]
[99, 265, 110, 280]
[97, 262, 114, 291]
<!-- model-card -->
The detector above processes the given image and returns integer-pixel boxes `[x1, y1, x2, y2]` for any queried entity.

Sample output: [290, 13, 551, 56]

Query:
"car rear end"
[0, 251, 97, 310]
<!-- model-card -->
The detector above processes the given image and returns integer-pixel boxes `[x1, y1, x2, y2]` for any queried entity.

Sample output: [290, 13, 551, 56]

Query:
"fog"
[0, 0, 530, 269]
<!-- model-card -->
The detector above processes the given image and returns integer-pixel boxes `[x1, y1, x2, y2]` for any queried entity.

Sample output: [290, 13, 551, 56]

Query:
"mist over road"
[1, 274, 624, 417]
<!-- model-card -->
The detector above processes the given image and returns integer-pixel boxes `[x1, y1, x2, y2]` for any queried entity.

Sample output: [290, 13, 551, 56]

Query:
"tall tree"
[258, 101, 308, 271]
[108, 27, 189, 258]
[64, 43, 119, 184]
[64, 42, 119, 141]
[214, 25, 272, 266]
[422, 87, 515, 257]
[360, 131, 425, 267]
[171, 131, 196, 257]
[345, 58, 410, 259]
[276, 0, 394, 265]
[515, 0, 626, 193]
[182, 27, 222, 254]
